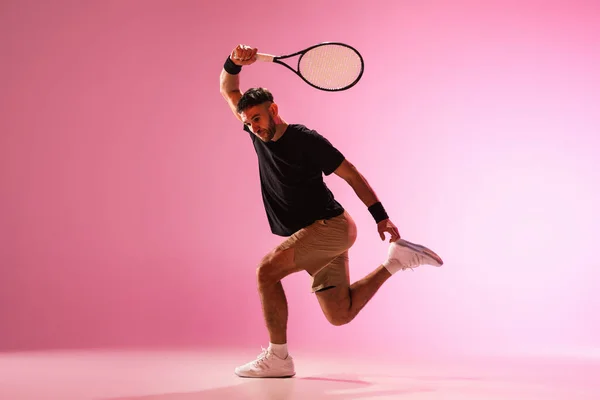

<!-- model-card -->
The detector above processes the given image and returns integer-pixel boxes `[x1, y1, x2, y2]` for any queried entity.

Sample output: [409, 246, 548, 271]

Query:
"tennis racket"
[255, 42, 364, 92]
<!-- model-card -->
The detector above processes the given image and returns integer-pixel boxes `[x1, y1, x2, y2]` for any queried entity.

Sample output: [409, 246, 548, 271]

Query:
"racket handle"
[256, 53, 275, 62]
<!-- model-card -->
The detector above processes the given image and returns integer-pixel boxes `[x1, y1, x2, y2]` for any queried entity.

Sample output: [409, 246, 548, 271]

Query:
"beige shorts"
[276, 211, 358, 292]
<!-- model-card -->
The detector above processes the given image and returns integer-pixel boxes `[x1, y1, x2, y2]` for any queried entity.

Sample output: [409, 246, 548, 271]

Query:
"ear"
[269, 102, 279, 118]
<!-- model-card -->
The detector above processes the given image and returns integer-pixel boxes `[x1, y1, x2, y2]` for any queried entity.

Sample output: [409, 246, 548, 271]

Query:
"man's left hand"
[377, 219, 400, 242]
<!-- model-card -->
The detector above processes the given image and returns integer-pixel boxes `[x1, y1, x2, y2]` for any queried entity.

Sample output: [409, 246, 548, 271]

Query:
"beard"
[258, 115, 277, 142]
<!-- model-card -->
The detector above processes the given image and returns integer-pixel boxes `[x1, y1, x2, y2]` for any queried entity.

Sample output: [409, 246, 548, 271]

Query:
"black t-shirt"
[244, 123, 345, 236]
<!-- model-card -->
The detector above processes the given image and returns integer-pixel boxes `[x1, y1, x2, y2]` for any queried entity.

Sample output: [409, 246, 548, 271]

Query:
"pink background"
[2, 0, 599, 358]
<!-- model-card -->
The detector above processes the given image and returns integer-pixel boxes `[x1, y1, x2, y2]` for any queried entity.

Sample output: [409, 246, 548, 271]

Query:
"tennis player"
[219, 44, 444, 378]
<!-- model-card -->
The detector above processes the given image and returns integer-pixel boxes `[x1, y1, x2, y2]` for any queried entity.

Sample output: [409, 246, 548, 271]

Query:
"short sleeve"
[306, 130, 345, 175]
[243, 124, 254, 138]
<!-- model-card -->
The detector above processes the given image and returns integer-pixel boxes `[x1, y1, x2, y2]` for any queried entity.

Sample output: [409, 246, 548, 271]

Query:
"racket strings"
[299, 45, 363, 90]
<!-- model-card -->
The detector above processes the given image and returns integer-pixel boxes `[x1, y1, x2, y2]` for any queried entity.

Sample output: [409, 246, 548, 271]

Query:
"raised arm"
[219, 45, 258, 122]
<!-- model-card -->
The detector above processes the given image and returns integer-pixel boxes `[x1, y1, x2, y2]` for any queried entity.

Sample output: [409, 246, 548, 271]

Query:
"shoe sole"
[236, 372, 296, 378]
[395, 238, 444, 266]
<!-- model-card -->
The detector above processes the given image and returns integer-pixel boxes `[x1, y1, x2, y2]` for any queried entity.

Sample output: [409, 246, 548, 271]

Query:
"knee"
[256, 247, 296, 288]
[256, 260, 278, 287]
[326, 311, 353, 327]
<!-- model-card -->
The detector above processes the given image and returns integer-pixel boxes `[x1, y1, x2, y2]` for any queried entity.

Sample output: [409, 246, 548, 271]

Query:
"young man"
[219, 44, 444, 378]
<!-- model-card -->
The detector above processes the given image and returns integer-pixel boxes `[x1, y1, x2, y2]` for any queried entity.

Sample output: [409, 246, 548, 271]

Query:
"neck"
[272, 117, 288, 141]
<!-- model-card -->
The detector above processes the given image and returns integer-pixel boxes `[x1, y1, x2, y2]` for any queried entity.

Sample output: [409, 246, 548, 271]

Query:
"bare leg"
[347, 265, 391, 318]
[258, 280, 288, 344]
[256, 247, 301, 344]
[234, 247, 299, 378]
[317, 237, 444, 325]
[316, 265, 391, 326]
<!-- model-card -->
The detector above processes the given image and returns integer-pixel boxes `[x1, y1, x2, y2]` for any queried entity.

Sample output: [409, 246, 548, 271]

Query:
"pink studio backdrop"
[1, 0, 599, 357]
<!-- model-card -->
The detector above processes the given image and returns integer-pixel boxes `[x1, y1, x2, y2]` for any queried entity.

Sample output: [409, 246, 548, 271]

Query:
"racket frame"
[256, 42, 364, 92]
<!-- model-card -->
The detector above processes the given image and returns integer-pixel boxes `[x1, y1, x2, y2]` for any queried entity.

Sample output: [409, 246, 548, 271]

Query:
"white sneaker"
[385, 238, 444, 271]
[234, 347, 296, 378]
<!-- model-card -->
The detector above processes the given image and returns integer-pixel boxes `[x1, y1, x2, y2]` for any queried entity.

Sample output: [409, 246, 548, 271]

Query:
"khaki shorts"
[276, 211, 358, 292]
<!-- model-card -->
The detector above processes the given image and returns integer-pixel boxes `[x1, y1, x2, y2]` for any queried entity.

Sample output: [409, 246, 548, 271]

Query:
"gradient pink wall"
[2, 0, 599, 357]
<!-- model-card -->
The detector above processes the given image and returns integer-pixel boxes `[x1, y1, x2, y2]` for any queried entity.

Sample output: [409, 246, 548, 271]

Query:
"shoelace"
[252, 347, 271, 367]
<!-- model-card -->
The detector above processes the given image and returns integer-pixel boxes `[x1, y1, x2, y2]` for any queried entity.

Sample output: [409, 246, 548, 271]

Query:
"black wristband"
[368, 202, 389, 223]
[224, 56, 242, 75]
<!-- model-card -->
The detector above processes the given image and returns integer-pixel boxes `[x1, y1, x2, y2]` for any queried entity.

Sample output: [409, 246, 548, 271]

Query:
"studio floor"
[1, 347, 599, 399]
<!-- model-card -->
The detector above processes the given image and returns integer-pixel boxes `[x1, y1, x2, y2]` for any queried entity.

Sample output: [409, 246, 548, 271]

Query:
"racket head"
[294, 42, 365, 92]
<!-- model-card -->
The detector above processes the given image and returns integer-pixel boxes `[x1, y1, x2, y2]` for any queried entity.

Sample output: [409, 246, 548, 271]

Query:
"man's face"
[240, 104, 277, 142]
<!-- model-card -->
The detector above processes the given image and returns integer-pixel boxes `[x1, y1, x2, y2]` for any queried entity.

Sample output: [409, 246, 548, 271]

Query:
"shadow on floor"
[103, 373, 439, 399]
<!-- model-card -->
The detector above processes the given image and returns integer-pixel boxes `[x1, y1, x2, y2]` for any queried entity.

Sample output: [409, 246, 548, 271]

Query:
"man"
[219, 44, 444, 378]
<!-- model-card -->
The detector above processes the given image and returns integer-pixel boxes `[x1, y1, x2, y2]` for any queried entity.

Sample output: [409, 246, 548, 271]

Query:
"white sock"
[268, 342, 288, 359]
[383, 259, 402, 275]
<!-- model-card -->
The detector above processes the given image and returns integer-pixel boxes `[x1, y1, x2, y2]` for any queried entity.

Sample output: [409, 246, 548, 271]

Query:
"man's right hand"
[231, 45, 258, 66]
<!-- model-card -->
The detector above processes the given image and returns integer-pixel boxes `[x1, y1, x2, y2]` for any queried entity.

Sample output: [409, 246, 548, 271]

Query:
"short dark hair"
[236, 87, 274, 114]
